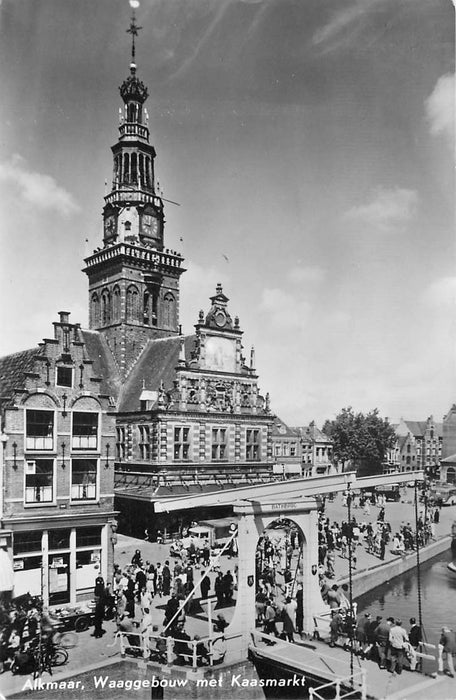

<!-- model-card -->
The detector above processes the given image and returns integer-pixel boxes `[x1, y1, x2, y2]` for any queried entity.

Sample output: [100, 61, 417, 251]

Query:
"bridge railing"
[250, 629, 366, 694]
[114, 630, 229, 669]
[309, 673, 367, 700]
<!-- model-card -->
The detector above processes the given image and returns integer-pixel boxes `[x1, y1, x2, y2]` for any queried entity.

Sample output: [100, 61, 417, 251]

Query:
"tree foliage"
[323, 407, 396, 474]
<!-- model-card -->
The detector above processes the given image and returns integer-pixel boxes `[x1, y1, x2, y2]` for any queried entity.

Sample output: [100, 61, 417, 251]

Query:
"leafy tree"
[323, 407, 396, 474]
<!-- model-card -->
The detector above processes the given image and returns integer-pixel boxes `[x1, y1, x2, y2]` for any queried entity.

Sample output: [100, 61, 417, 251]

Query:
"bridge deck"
[249, 637, 446, 699]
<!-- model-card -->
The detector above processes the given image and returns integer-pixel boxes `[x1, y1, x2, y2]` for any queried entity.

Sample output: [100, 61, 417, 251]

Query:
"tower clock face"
[142, 214, 159, 237]
[104, 215, 116, 237]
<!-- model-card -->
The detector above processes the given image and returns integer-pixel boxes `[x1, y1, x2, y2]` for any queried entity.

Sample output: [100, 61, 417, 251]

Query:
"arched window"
[112, 286, 121, 322]
[101, 289, 111, 326]
[143, 291, 150, 324]
[145, 157, 151, 188]
[127, 103, 136, 122]
[124, 153, 130, 184]
[126, 285, 140, 322]
[90, 293, 100, 327]
[139, 154, 144, 188]
[163, 292, 175, 328]
[131, 153, 137, 184]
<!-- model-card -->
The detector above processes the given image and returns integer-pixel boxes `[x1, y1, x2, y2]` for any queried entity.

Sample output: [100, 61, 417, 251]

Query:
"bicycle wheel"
[51, 647, 69, 666]
[55, 630, 78, 648]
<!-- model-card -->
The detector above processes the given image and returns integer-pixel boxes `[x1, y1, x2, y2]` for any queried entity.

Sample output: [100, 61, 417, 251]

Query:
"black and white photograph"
[0, 0, 454, 698]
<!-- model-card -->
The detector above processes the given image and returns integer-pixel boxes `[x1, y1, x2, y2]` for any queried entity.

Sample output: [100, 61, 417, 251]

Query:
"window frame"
[24, 458, 55, 506]
[211, 426, 228, 461]
[138, 424, 151, 460]
[56, 366, 73, 388]
[246, 428, 261, 462]
[173, 426, 191, 461]
[70, 458, 99, 502]
[71, 410, 99, 451]
[25, 408, 55, 451]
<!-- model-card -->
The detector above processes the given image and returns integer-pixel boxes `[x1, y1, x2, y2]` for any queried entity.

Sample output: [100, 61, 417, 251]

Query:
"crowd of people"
[109, 545, 231, 666]
[317, 489, 440, 582]
[0, 594, 64, 674]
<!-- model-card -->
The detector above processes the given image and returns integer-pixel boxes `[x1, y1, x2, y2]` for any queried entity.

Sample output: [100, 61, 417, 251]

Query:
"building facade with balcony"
[0, 313, 117, 606]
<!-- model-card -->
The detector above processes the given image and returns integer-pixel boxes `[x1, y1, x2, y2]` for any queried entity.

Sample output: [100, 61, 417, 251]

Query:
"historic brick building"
[0, 313, 117, 605]
[385, 416, 443, 475]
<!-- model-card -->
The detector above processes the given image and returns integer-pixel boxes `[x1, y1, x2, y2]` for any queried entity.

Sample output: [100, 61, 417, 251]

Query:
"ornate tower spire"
[83, 3, 185, 379]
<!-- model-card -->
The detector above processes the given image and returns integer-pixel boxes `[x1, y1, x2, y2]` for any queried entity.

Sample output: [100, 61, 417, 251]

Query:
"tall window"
[101, 290, 111, 326]
[72, 412, 98, 450]
[126, 286, 139, 322]
[56, 366, 72, 387]
[174, 427, 190, 460]
[212, 428, 227, 461]
[71, 459, 97, 500]
[116, 427, 126, 460]
[138, 425, 151, 460]
[25, 459, 53, 504]
[91, 293, 100, 327]
[112, 286, 121, 322]
[26, 410, 54, 450]
[246, 429, 260, 461]
[163, 292, 175, 328]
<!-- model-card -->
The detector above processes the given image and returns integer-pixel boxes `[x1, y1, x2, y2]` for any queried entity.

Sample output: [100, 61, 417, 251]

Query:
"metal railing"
[251, 629, 367, 698]
[115, 630, 227, 669]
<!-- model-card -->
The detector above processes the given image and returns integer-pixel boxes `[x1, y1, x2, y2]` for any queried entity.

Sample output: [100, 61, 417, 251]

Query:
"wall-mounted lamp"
[62, 393, 68, 417]
[12, 442, 18, 470]
[61, 441, 66, 469]
[105, 443, 110, 469]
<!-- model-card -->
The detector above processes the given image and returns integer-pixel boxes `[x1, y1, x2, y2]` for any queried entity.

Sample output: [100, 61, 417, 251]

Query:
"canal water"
[358, 549, 456, 643]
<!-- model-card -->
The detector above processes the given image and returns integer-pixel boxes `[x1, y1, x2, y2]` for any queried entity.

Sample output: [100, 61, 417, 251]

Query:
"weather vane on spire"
[127, 0, 141, 65]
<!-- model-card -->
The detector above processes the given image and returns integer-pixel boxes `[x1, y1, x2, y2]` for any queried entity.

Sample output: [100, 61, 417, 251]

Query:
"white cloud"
[422, 276, 456, 307]
[344, 187, 418, 233]
[288, 265, 326, 285]
[312, 0, 382, 53]
[0, 154, 79, 216]
[425, 73, 455, 143]
[260, 287, 311, 330]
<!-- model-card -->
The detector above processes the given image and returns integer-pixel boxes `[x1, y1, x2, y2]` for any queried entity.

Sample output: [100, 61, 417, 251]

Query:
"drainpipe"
[0, 432, 8, 522]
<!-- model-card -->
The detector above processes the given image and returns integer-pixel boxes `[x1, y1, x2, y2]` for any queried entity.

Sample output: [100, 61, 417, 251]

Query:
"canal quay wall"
[339, 535, 452, 598]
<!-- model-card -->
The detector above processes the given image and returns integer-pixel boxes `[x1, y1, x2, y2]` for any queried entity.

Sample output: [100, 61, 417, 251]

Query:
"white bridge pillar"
[226, 497, 323, 656]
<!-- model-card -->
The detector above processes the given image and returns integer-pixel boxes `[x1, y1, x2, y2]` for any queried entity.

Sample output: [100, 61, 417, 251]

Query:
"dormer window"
[56, 366, 72, 388]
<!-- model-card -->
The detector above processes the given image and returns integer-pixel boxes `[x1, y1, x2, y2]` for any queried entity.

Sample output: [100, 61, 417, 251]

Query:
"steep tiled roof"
[118, 335, 196, 412]
[295, 422, 332, 443]
[404, 421, 443, 438]
[0, 347, 42, 405]
[271, 417, 300, 438]
[80, 330, 122, 401]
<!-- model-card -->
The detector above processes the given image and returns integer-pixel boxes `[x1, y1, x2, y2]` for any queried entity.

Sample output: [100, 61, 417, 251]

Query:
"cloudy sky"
[0, 0, 454, 426]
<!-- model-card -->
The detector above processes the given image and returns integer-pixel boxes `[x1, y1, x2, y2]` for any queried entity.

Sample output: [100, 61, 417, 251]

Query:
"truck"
[182, 518, 237, 553]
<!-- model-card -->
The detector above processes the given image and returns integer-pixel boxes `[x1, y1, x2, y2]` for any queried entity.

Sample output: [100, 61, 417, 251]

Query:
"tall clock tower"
[83, 10, 185, 378]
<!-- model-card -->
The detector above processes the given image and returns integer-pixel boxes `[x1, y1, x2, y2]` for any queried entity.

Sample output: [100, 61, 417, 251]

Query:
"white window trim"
[69, 457, 100, 504]
[70, 409, 99, 451]
[23, 457, 57, 507]
[24, 407, 56, 452]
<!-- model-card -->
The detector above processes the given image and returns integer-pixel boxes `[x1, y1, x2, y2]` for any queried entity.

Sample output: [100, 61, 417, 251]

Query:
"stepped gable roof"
[404, 420, 443, 437]
[271, 416, 299, 438]
[118, 334, 196, 412]
[0, 347, 43, 406]
[80, 330, 122, 400]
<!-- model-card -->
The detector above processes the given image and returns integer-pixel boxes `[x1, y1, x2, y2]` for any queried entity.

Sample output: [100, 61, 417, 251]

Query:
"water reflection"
[358, 551, 456, 642]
